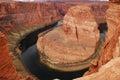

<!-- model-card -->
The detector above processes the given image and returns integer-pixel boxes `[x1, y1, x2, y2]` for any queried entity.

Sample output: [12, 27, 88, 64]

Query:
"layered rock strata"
[0, 1, 108, 52]
[37, 5, 100, 71]
[74, 24, 120, 80]
[0, 2, 61, 51]
[82, 0, 120, 76]
[0, 32, 35, 80]
[106, 2, 120, 40]
[55, 2, 108, 23]
[74, 57, 120, 80]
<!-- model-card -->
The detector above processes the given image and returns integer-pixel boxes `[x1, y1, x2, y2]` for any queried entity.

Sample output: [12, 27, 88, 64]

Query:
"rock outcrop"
[76, 0, 120, 78]
[74, 57, 120, 80]
[0, 1, 108, 52]
[0, 2, 61, 51]
[37, 5, 100, 71]
[55, 2, 108, 23]
[106, 3, 120, 40]
[0, 2, 61, 27]
[0, 32, 35, 80]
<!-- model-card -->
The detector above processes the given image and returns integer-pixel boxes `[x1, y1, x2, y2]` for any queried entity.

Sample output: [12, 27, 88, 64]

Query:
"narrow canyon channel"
[19, 22, 107, 80]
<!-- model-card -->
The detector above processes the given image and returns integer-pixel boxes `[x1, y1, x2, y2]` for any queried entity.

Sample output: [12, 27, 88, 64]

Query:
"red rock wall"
[0, 2, 61, 51]
[74, 57, 120, 80]
[74, 1, 120, 79]
[0, 2, 61, 27]
[81, 0, 120, 76]
[0, 2, 108, 51]
[55, 2, 108, 23]
[0, 32, 34, 80]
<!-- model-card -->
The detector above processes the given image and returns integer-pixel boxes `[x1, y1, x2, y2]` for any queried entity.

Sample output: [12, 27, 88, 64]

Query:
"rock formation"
[0, 2, 61, 51]
[74, 57, 120, 80]
[106, 2, 120, 40]
[37, 5, 100, 71]
[0, 1, 108, 52]
[0, 32, 35, 80]
[55, 2, 108, 23]
[74, 0, 120, 79]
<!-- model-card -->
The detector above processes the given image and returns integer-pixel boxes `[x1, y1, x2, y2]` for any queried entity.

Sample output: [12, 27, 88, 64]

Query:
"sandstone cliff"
[37, 5, 100, 72]
[55, 2, 108, 23]
[74, 0, 120, 79]
[0, 2, 61, 51]
[74, 57, 120, 80]
[0, 32, 35, 80]
[0, 1, 108, 52]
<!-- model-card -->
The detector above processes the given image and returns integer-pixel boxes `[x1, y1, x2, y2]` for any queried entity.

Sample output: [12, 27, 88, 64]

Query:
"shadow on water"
[19, 22, 58, 52]
[21, 45, 88, 80]
[20, 22, 107, 80]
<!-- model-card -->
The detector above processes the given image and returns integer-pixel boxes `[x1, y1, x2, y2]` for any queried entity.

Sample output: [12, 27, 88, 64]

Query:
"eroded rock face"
[37, 5, 100, 71]
[79, 0, 120, 77]
[0, 32, 35, 80]
[74, 57, 120, 80]
[106, 3, 120, 40]
[63, 6, 99, 45]
[0, 2, 61, 27]
[55, 2, 108, 23]
[0, 2, 61, 51]
[109, 0, 120, 2]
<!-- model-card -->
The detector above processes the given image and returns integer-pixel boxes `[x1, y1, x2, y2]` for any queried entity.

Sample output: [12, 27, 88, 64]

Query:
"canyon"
[37, 5, 100, 72]
[0, 0, 120, 80]
[0, 1, 108, 51]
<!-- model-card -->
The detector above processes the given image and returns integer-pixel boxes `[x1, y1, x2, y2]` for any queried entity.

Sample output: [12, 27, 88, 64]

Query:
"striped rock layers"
[37, 5, 100, 71]
[0, 32, 34, 80]
[76, 1, 120, 80]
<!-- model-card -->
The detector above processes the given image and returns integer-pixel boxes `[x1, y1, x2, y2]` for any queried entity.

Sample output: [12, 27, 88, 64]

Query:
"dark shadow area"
[18, 22, 58, 52]
[21, 45, 88, 80]
[19, 22, 107, 80]
[98, 23, 108, 33]
[98, 23, 108, 41]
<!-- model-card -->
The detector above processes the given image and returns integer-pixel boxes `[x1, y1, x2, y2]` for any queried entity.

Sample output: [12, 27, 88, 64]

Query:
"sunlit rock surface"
[0, 2, 61, 51]
[77, 0, 120, 78]
[0, 1, 108, 51]
[74, 57, 120, 80]
[0, 32, 35, 80]
[55, 2, 108, 23]
[37, 5, 100, 71]
[106, 3, 120, 40]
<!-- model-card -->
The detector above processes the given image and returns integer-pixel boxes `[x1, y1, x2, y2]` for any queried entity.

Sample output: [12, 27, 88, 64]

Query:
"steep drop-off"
[37, 5, 100, 72]
[74, 0, 120, 80]
[0, 2, 61, 51]
[0, 32, 35, 80]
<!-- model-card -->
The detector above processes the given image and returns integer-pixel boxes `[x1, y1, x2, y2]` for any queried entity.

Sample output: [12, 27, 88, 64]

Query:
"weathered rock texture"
[37, 5, 100, 71]
[77, 0, 120, 78]
[74, 57, 120, 80]
[0, 2, 61, 51]
[0, 1, 108, 51]
[55, 2, 108, 23]
[0, 32, 35, 80]
[0, 2, 61, 27]
[106, 3, 120, 40]
[109, 0, 120, 3]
